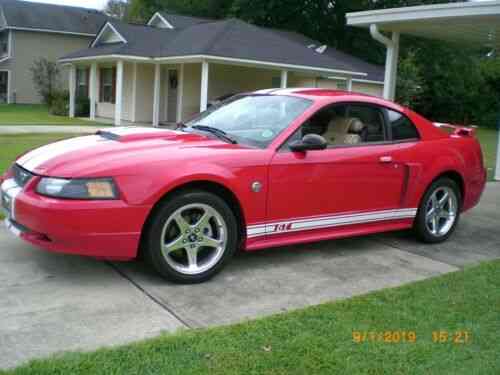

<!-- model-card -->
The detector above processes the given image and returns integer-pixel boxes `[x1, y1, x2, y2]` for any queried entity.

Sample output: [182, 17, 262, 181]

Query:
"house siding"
[352, 81, 383, 97]
[1, 30, 92, 104]
[88, 61, 385, 124]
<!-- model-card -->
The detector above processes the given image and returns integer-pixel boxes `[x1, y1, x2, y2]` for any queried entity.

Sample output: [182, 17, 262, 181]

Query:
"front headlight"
[36, 178, 119, 200]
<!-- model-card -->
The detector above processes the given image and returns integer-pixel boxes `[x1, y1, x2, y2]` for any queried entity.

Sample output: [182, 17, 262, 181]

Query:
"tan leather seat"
[322, 117, 366, 146]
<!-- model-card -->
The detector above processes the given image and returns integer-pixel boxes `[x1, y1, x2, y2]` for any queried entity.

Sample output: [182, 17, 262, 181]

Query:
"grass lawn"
[0, 133, 81, 174]
[0, 105, 105, 126]
[2, 260, 498, 374]
[476, 127, 498, 180]
[0, 134, 81, 220]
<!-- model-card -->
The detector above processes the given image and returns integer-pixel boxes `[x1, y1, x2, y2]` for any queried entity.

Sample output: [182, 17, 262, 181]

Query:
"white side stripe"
[246, 208, 417, 239]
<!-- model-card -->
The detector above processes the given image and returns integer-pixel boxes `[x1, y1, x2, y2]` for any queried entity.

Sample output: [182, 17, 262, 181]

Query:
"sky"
[22, 0, 108, 10]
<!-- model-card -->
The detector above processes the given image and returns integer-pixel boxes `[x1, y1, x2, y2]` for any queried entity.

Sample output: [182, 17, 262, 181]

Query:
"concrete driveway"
[1, 183, 498, 369]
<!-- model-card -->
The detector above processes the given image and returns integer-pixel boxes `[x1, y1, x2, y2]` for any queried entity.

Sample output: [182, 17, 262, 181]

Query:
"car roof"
[254, 88, 408, 113]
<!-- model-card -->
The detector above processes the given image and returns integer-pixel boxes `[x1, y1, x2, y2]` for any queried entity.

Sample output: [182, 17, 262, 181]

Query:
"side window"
[286, 104, 348, 146]
[347, 105, 386, 143]
[285, 104, 388, 149]
[387, 110, 420, 141]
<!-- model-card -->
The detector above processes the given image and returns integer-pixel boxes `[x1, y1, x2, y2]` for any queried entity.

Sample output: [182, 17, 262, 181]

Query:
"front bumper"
[1, 176, 150, 260]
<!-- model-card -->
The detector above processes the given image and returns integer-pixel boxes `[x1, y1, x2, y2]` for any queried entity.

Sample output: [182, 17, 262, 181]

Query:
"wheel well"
[138, 181, 246, 257]
[434, 171, 465, 202]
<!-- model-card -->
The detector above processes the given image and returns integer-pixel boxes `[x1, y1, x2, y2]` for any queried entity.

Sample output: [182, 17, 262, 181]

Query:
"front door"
[0, 71, 8, 104]
[167, 70, 178, 123]
[266, 103, 408, 234]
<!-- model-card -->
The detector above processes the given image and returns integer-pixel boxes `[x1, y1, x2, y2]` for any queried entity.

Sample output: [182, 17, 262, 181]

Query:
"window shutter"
[112, 67, 116, 104]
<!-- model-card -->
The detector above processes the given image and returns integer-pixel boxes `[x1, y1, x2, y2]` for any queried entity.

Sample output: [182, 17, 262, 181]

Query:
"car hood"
[16, 127, 246, 178]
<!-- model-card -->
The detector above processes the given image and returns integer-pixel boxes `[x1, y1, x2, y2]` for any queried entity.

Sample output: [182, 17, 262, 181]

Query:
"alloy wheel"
[160, 203, 227, 275]
[425, 186, 458, 237]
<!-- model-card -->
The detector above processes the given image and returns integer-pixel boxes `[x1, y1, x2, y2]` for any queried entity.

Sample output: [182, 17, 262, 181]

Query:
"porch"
[66, 58, 365, 127]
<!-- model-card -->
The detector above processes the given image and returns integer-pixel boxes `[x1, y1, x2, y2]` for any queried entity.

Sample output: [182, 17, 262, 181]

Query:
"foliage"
[48, 90, 69, 116]
[105, 0, 130, 19]
[30, 58, 61, 107]
[396, 49, 425, 108]
[127, 0, 232, 22]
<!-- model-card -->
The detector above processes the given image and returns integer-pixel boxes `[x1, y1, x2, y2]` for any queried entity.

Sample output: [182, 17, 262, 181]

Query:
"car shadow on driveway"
[113, 233, 457, 328]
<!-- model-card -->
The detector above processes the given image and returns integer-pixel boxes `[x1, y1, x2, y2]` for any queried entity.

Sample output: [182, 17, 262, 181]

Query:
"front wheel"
[414, 178, 461, 243]
[144, 190, 239, 284]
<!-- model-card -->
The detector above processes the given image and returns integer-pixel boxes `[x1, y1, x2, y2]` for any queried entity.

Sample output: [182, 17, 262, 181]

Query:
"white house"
[60, 11, 384, 126]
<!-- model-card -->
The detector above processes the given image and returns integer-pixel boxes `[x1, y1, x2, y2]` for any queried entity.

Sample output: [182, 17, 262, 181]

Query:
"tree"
[127, 0, 231, 23]
[396, 50, 425, 108]
[30, 58, 61, 106]
[105, 0, 130, 20]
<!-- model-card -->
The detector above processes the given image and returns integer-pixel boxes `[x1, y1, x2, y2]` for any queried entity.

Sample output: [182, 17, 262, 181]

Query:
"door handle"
[379, 156, 393, 163]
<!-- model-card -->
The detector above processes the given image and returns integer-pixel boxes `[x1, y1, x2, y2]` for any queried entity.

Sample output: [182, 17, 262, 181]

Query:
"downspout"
[370, 24, 400, 101]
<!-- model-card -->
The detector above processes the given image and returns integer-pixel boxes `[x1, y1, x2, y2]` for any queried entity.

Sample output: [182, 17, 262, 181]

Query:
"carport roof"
[347, 0, 500, 51]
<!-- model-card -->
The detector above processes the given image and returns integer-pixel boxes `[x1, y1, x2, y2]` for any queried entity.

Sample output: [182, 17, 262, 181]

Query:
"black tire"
[143, 190, 239, 284]
[414, 177, 462, 244]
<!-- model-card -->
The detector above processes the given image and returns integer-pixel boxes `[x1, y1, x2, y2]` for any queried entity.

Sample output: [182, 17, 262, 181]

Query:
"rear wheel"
[414, 177, 461, 243]
[144, 190, 239, 283]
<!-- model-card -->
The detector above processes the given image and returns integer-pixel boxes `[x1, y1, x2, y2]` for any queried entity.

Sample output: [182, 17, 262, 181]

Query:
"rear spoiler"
[433, 122, 476, 137]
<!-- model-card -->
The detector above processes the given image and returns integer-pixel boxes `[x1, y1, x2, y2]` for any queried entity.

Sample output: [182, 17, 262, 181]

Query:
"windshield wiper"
[191, 125, 238, 144]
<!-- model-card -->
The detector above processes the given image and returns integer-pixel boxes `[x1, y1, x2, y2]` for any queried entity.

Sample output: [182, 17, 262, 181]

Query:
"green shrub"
[49, 90, 69, 116]
[75, 96, 90, 117]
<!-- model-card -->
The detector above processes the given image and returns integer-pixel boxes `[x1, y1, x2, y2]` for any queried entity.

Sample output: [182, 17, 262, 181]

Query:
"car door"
[266, 102, 408, 235]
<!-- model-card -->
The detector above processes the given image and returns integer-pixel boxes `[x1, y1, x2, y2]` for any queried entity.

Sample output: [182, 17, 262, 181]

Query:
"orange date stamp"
[352, 330, 471, 344]
[352, 331, 417, 343]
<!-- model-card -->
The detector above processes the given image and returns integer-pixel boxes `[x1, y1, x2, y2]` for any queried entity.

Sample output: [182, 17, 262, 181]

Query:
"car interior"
[293, 104, 386, 147]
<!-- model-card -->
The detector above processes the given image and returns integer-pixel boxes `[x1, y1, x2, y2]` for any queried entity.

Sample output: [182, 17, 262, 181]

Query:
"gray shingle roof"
[62, 18, 384, 82]
[271, 29, 384, 82]
[0, 0, 108, 35]
[159, 11, 213, 29]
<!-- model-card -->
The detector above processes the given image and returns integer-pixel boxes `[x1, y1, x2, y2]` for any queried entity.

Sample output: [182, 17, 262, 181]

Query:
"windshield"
[185, 95, 312, 148]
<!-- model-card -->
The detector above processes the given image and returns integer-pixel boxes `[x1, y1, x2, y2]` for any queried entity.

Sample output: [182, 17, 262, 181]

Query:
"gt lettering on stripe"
[273, 223, 292, 232]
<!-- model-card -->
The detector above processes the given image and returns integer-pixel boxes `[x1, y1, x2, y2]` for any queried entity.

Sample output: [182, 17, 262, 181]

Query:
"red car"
[1, 89, 486, 283]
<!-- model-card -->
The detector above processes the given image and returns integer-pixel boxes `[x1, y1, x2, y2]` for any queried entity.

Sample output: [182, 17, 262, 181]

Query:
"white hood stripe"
[17, 135, 103, 172]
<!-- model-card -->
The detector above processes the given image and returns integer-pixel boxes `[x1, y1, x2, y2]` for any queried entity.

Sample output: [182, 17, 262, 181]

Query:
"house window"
[76, 68, 89, 98]
[0, 32, 8, 57]
[100, 68, 115, 103]
[336, 81, 347, 90]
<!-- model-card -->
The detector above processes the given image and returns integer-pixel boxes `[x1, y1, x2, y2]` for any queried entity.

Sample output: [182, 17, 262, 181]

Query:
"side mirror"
[289, 134, 328, 152]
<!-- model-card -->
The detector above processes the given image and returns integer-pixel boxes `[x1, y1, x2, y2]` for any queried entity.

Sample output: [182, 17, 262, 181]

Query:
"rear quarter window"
[387, 110, 420, 141]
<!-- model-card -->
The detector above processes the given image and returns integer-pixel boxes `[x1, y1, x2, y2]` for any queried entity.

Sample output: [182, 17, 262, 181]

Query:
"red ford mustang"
[1, 89, 486, 283]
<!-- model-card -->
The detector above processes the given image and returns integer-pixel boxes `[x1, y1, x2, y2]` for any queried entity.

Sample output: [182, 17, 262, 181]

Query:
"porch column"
[177, 64, 184, 123]
[200, 61, 209, 112]
[89, 62, 98, 120]
[68, 64, 76, 118]
[370, 24, 399, 101]
[114, 60, 124, 126]
[347, 78, 353, 92]
[280, 70, 288, 88]
[131, 62, 138, 123]
[153, 63, 161, 127]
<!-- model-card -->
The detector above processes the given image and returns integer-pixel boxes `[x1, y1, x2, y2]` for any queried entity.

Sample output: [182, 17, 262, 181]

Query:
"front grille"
[12, 164, 34, 187]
